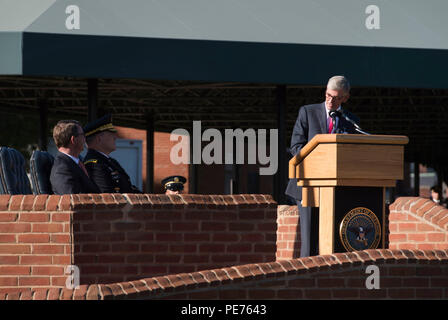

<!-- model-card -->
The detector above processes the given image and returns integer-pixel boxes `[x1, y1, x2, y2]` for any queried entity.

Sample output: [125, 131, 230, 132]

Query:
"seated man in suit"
[285, 75, 359, 257]
[162, 175, 187, 195]
[50, 120, 101, 195]
[83, 114, 142, 193]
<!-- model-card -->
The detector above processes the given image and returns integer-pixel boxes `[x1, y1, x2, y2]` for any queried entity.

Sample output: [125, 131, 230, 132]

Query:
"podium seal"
[339, 207, 381, 251]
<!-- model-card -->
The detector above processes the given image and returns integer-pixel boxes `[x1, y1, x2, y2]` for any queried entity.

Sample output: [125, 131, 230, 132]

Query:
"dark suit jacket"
[50, 152, 101, 195]
[83, 149, 142, 194]
[285, 102, 359, 200]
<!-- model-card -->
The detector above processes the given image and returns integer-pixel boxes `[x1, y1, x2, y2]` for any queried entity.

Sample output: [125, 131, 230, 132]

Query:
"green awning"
[1, 0, 448, 87]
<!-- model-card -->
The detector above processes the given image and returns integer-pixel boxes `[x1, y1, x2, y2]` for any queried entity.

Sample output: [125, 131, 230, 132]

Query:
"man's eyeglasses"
[325, 92, 346, 101]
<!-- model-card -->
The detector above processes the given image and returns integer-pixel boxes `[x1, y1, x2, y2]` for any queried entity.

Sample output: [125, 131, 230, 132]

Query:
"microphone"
[329, 110, 340, 119]
[328, 110, 340, 133]
[340, 110, 371, 135]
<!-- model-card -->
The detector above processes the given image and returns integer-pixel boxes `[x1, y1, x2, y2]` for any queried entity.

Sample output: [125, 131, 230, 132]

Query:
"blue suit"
[285, 102, 359, 257]
[50, 152, 100, 195]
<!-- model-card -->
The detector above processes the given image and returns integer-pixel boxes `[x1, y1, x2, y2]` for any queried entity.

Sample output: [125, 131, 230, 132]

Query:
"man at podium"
[285, 75, 360, 257]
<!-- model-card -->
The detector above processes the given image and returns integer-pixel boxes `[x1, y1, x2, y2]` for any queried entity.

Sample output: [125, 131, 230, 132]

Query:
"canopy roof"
[1, 0, 448, 87]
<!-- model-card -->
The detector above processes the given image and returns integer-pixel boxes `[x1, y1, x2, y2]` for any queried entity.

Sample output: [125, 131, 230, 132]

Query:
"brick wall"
[0, 193, 277, 293]
[0, 194, 72, 295]
[4, 249, 447, 300]
[2, 195, 448, 300]
[389, 197, 448, 250]
[276, 205, 300, 260]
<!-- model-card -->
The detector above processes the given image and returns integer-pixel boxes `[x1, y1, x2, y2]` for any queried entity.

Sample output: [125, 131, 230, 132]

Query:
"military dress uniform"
[83, 149, 141, 193]
[83, 114, 142, 194]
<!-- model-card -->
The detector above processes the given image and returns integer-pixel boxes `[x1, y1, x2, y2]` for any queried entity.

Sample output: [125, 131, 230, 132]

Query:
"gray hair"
[327, 75, 350, 94]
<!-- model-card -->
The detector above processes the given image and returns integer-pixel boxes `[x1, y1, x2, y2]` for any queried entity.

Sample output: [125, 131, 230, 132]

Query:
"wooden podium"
[288, 134, 409, 255]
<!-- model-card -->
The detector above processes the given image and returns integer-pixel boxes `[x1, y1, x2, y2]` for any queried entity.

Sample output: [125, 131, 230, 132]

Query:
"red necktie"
[328, 117, 334, 134]
[79, 161, 89, 177]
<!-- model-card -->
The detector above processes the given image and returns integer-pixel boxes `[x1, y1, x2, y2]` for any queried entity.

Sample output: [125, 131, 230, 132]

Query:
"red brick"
[172, 222, 199, 231]
[247, 289, 276, 299]
[201, 222, 227, 231]
[20, 255, 53, 265]
[52, 256, 71, 264]
[82, 244, 110, 253]
[32, 245, 65, 254]
[98, 255, 126, 264]
[0, 256, 19, 264]
[8, 195, 24, 211]
[59, 195, 72, 211]
[32, 266, 65, 276]
[398, 223, 417, 232]
[402, 277, 429, 287]
[113, 222, 142, 231]
[0, 195, 11, 211]
[226, 244, 252, 253]
[19, 213, 49, 222]
[21, 195, 36, 211]
[389, 233, 407, 242]
[332, 289, 360, 299]
[46, 195, 61, 211]
[303, 289, 332, 299]
[0, 223, 31, 233]
[416, 266, 443, 276]
[0, 234, 16, 243]
[51, 276, 69, 287]
[408, 234, 426, 242]
[317, 278, 345, 288]
[240, 254, 266, 263]
[211, 255, 237, 263]
[50, 234, 71, 243]
[169, 244, 197, 253]
[427, 233, 446, 242]
[0, 276, 18, 286]
[417, 243, 437, 250]
[82, 223, 111, 232]
[0, 266, 30, 275]
[141, 244, 169, 252]
[144, 222, 171, 231]
[32, 223, 63, 233]
[18, 234, 50, 243]
[52, 213, 71, 222]
[212, 233, 238, 242]
[111, 243, 138, 252]
[218, 289, 247, 299]
[0, 245, 31, 254]
[388, 288, 415, 299]
[389, 212, 407, 221]
[183, 255, 210, 264]
[155, 233, 182, 242]
[0, 213, 18, 222]
[416, 288, 444, 299]
[19, 277, 50, 286]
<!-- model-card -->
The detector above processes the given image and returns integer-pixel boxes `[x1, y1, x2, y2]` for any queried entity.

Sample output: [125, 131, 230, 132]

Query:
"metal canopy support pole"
[38, 98, 48, 151]
[146, 112, 154, 193]
[275, 85, 287, 204]
[87, 79, 98, 122]
[189, 125, 198, 194]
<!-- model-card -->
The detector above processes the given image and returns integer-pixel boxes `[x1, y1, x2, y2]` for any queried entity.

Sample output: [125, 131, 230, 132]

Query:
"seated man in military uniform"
[83, 114, 142, 194]
[162, 176, 186, 195]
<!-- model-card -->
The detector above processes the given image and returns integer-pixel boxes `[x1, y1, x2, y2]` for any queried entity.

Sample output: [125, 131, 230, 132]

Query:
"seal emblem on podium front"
[339, 207, 381, 251]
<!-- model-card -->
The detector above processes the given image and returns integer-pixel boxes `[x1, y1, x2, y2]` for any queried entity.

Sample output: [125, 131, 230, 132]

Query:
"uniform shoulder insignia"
[84, 159, 98, 165]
